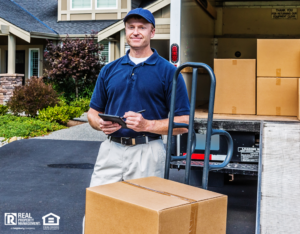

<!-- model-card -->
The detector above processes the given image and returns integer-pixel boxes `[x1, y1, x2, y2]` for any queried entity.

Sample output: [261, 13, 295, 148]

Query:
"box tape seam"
[276, 78, 281, 86]
[276, 68, 281, 77]
[122, 181, 198, 234]
[276, 107, 281, 115]
[232, 106, 237, 114]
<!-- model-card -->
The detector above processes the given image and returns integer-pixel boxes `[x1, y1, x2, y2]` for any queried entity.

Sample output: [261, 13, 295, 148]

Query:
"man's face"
[125, 17, 155, 49]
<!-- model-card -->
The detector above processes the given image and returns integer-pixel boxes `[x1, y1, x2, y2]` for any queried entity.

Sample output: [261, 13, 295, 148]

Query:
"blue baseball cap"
[123, 8, 155, 28]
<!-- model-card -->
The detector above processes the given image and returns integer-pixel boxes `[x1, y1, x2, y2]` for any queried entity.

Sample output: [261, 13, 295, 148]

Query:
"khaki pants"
[82, 138, 166, 234]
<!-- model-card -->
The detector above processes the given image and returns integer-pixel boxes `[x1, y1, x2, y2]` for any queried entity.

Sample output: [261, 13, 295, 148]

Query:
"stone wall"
[0, 74, 24, 105]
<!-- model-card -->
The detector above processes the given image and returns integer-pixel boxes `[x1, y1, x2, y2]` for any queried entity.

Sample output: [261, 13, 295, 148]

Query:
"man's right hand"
[99, 119, 122, 135]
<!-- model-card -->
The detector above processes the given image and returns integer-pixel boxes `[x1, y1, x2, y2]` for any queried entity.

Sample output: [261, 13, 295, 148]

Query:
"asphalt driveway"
[0, 139, 257, 234]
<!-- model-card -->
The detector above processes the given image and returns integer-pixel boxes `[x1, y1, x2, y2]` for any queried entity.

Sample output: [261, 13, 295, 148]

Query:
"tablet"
[98, 113, 127, 129]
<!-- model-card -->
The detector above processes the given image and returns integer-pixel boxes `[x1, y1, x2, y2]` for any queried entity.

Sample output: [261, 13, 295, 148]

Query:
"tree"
[44, 32, 106, 99]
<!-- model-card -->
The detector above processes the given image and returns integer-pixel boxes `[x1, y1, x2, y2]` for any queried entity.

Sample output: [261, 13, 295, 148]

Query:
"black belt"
[108, 135, 162, 146]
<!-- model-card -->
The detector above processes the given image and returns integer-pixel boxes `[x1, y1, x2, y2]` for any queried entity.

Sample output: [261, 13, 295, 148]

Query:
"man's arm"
[124, 111, 189, 135]
[87, 108, 121, 134]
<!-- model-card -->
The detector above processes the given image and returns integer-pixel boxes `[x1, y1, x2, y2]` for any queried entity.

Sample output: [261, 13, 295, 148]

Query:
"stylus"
[137, 109, 146, 113]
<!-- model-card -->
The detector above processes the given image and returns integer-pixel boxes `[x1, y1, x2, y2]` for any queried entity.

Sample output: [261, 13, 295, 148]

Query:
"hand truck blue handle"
[209, 129, 234, 170]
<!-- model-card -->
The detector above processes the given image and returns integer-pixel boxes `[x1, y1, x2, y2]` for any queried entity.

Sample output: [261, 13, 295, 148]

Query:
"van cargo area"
[169, 1, 300, 234]
[179, 0, 300, 119]
[171, 0, 300, 174]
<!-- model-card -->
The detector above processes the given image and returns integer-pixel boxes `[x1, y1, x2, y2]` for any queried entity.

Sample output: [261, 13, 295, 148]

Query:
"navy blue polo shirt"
[90, 48, 190, 138]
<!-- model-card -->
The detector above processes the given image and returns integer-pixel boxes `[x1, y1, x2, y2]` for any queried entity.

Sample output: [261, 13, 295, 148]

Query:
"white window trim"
[28, 48, 40, 78]
[95, 0, 118, 10]
[70, 0, 92, 10]
[107, 41, 111, 64]
[99, 41, 110, 64]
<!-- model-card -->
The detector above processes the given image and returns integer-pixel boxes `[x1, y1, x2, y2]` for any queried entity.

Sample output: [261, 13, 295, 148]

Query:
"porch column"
[7, 34, 16, 74]
[120, 29, 126, 57]
[109, 41, 115, 61]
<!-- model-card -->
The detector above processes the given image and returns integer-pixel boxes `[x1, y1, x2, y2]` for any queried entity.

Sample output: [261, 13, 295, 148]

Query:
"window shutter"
[72, 0, 91, 9]
[97, 0, 117, 8]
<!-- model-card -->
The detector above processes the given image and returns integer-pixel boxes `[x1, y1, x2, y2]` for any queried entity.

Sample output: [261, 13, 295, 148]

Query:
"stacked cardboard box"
[257, 39, 299, 117]
[214, 59, 256, 115]
[214, 40, 300, 118]
[85, 177, 227, 234]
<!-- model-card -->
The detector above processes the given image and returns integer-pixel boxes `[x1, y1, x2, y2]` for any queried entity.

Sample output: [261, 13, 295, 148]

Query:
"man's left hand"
[124, 111, 152, 132]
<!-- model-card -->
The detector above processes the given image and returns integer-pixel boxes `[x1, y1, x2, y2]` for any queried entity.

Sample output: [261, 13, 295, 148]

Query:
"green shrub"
[58, 95, 68, 107]
[0, 114, 66, 139]
[7, 77, 59, 117]
[0, 105, 9, 116]
[70, 98, 90, 112]
[38, 105, 84, 125]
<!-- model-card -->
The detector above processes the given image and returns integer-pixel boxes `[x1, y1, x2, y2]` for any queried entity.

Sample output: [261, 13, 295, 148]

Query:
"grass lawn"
[0, 115, 67, 139]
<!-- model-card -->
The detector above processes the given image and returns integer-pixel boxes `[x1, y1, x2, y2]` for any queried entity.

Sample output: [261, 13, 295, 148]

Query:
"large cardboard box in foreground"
[85, 176, 227, 234]
[257, 39, 300, 77]
[214, 59, 256, 115]
[257, 77, 298, 116]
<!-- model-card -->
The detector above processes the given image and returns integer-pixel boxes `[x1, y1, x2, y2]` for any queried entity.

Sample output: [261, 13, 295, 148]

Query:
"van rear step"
[170, 160, 258, 176]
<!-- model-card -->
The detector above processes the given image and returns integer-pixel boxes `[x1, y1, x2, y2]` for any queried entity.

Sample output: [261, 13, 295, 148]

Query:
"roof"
[132, 0, 159, 9]
[1, 0, 118, 35]
[0, 0, 159, 36]
[139, 0, 159, 8]
[0, 0, 55, 34]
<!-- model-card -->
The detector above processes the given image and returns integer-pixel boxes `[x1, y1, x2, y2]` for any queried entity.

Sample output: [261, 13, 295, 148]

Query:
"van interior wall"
[217, 7, 300, 59]
[181, 1, 214, 108]
[183, 4, 300, 109]
[150, 40, 169, 61]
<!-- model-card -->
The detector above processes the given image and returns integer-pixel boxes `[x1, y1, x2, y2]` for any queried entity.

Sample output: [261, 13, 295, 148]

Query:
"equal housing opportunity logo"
[3, 212, 60, 231]
[42, 213, 60, 230]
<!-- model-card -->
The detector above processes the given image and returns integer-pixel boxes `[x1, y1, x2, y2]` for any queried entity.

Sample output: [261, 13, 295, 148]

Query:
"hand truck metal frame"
[164, 62, 234, 189]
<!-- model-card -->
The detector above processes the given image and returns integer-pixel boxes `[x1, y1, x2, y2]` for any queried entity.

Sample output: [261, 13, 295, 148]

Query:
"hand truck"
[164, 62, 234, 190]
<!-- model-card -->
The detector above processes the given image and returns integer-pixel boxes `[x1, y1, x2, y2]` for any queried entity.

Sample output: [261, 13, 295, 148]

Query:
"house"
[0, 0, 171, 104]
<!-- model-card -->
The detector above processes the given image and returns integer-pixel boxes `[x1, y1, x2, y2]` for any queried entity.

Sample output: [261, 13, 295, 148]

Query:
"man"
[82, 8, 190, 233]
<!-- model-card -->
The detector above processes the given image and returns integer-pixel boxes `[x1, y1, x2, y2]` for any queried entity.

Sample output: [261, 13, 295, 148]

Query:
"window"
[71, 0, 92, 10]
[0, 49, 1, 73]
[100, 40, 110, 63]
[29, 49, 39, 77]
[96, 0, 117, 9]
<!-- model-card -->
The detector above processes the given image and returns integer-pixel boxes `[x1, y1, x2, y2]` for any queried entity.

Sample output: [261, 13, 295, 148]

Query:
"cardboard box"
[257, 39, 300, 77]
[85, 176, 227, 234]
[298, 78, 300, 120]
[257, 77, 298, 116]
[214, 59, 256, 115]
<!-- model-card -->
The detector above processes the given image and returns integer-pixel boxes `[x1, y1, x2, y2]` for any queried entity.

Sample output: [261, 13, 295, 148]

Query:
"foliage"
[38, 105, 84, 125]
[69, 98, 90, 112]
[0, 105, 9, 116]
[44, 32, 104, 99]
[7, 77, 59, 117]
[57, 95, 68, 106]
[0, 114, 66, 139]
[45, 76, 95, 103]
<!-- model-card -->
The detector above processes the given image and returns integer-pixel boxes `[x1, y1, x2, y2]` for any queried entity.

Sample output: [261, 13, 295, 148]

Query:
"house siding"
[58, 0, 131, 21]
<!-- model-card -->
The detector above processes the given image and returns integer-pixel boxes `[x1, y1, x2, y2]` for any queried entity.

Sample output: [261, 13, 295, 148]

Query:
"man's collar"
[121, 48, 159, 65]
